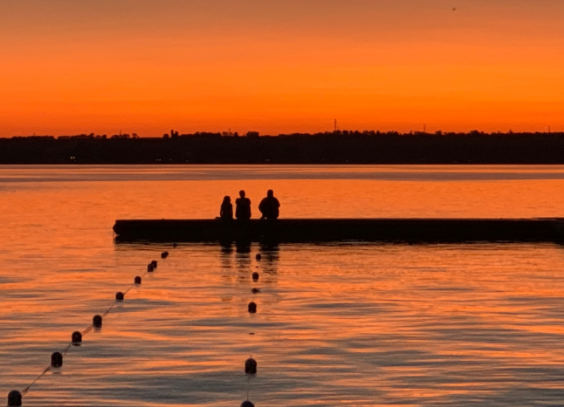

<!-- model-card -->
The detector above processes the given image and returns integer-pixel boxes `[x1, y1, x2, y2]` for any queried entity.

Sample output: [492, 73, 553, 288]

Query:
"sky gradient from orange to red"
[1, 0, 564, 136]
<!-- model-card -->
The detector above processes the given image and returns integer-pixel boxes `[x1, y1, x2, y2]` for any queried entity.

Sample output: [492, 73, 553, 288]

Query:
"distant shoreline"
[2, 132, 564, 164]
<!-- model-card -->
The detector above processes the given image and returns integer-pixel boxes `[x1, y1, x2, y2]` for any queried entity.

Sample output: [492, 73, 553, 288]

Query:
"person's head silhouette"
[239, 190, 246, 198]
[267, 189, 274, 198]
[223, 196, 231, 204]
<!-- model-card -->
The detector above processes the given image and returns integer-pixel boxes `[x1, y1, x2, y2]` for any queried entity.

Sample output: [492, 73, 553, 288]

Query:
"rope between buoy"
[246, 374, 251, 401]
[20, 365, 51, 396]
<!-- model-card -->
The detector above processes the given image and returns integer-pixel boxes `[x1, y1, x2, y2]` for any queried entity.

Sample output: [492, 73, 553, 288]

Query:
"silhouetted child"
[220, 196, 233, 220]
[235, 190, 251, 220]
[259, 189, 280, 220]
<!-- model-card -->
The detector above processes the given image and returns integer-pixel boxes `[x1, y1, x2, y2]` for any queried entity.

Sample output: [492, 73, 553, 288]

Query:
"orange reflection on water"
[1, 166, 564, 405]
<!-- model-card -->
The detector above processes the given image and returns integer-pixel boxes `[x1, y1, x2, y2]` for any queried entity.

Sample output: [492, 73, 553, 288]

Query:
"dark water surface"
[1, 165, 564, 406]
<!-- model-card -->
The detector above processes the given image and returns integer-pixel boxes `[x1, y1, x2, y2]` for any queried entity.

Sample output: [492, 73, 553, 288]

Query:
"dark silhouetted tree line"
[2, 131, 564, 164]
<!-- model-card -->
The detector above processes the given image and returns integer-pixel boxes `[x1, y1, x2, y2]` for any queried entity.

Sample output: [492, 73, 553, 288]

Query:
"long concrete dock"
[113, 218, 564, 244]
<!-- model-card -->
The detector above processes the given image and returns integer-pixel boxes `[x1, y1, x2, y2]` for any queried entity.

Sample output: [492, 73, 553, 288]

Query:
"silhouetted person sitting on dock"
[220, 196, 233, 220]
[259, 189, 280, 220]
[236, 190, 252, 220]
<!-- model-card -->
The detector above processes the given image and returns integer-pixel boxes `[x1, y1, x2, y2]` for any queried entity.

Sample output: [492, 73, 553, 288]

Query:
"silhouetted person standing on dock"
[220, 196, 233, 220]
[259, 189, 280, 220]
[236, 190, 252, 220]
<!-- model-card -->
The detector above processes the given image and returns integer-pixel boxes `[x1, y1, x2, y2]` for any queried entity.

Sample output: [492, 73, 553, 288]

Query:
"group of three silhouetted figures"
[220, 190, 280, 221]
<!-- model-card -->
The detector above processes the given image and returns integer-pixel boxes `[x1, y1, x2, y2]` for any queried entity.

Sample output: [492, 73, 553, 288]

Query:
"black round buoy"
[241, 401, 255, 407]
[248, 301, 257, 313]
[7, 390, 22, 406]
[251, 288, 260, 294]
[51, 351, 63, 368]
[245, 357, 257, 374]
[93, 315, 102, 328]
[151, 260, 158, 269]
[134, 276, 142, 284]
[147, 263, 154, 272]
[116, 291, 124, 301]
[255, 253, 262, 261]
[252, 272, 259, 281]
[72, 331, 82, 344]
[161, 251, 169, 259]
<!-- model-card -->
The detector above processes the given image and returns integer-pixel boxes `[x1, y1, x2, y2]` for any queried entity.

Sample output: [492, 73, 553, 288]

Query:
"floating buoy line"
[6, 246, 266, 407]
[6, 252, 171, 407]
[241, 252, 264, 407]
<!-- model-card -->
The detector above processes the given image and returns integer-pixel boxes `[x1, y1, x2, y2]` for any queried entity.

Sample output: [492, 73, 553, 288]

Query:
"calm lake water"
[2, 165, 564, 406]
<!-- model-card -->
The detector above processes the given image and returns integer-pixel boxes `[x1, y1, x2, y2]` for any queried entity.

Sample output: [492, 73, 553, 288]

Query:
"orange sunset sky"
[1, 0, 563, 137]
